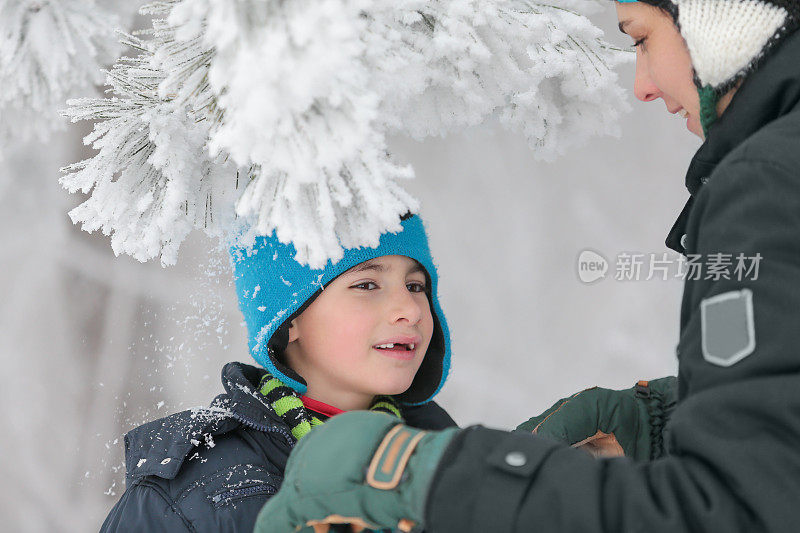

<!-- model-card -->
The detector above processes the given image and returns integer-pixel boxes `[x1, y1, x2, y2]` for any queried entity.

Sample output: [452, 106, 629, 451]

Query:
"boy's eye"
[352, 281, 378, 290]
[633, 37, 646, 50]
[406, 282, 427, 293]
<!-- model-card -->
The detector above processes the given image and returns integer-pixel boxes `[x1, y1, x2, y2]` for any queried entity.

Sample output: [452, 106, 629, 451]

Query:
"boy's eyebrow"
[347, 260, 385, 274]
[618, 20, 631, 34]
[345, 259, 426, 276]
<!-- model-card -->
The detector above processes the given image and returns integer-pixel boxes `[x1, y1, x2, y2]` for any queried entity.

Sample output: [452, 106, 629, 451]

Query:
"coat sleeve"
[424, 155, 800, 533]
[99, 480, 194, 532]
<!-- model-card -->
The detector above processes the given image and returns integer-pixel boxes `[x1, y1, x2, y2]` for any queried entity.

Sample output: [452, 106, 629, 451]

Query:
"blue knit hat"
[230, 214, 451, 406]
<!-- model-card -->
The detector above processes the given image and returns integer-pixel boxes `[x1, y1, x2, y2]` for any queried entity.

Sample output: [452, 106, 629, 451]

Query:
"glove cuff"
[405, 426, 460, 524]
[636, 377, 678, 459]
[366, 425, 430, 490]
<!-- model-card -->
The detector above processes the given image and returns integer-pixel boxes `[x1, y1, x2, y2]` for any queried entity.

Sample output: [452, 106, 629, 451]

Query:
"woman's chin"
[687, 116, 704, 139]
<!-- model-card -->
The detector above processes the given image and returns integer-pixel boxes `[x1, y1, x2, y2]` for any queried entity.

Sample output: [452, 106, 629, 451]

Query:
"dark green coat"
[424, 30, 800, 533]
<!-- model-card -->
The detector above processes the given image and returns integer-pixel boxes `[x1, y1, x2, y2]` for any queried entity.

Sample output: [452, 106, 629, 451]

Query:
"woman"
[251, 0, 800, 531]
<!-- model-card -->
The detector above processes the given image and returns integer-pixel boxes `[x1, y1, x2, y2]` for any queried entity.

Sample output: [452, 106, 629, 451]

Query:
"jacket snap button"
[160, 458, 172, 465]
[680, 234, 688, 249]
[505, 451, 527, 467]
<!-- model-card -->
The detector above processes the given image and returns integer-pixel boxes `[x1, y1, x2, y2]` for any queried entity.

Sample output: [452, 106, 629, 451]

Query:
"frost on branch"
[0, 0, 121, 149]
[63, 0, 629, 268]
[61, 17, 242, 266]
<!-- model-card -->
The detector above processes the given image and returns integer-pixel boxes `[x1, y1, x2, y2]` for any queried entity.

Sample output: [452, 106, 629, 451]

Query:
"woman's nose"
[633, 57, 661, 103]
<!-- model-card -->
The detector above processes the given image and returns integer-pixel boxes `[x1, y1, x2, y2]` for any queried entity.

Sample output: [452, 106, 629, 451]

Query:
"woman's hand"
[516, 377, 677, 461]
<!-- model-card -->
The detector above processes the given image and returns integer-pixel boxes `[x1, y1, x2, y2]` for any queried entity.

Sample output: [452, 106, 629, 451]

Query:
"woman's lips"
[671, 108, 692, 131]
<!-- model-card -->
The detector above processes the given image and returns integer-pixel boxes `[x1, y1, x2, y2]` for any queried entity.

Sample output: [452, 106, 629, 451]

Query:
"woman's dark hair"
[638, 0, 679, 20]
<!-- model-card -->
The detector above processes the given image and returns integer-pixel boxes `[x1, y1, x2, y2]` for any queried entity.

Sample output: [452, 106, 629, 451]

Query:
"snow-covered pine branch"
[0, 0, 121, 152]
[63, 0, 630, 268]
[61, 5, 243, 266]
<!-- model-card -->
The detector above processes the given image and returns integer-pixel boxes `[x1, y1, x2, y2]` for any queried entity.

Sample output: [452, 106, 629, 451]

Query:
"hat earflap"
[674, 0, 798, 133]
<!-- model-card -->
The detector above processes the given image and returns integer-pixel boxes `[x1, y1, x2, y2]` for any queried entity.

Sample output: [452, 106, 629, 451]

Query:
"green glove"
[516, 377, 677, 461]
[254, 411, 459, 533]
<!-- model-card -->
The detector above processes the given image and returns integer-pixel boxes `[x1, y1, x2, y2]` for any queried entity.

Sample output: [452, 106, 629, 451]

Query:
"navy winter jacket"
[100, 362, 456, 532]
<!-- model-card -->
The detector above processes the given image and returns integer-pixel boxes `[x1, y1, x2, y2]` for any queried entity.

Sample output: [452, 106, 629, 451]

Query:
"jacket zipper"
[211, 483, 277, 508]
[229, 412, 295, 445]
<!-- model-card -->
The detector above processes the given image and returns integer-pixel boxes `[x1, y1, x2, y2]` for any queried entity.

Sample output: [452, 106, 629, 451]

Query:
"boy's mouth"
[372, 336, 421, 360]
[374, 342, 416, 351]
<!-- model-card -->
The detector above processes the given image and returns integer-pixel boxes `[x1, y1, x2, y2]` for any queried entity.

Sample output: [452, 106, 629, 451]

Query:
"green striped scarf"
[257, 372, 403, 440]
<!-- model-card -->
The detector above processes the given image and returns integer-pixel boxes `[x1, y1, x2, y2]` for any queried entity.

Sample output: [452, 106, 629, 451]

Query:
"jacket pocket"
[210, 482, 277, 508]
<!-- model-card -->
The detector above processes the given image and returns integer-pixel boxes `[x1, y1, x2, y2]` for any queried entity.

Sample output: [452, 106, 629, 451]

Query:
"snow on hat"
[616, 0, 800, 134]
[230, 214, 451, 406]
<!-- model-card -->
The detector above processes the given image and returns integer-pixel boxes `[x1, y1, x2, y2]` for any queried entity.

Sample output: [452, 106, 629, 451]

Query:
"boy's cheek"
[320, 321, 375, 358]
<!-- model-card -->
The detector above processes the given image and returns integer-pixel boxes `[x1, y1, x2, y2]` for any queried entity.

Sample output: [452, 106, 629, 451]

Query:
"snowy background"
[0, 5, 699, 532]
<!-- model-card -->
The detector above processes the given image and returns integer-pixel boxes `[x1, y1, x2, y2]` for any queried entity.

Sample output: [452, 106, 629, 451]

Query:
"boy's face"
[284, 255, 434, 411]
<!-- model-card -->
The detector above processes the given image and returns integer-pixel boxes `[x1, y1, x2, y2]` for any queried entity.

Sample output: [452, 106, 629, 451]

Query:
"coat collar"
[666, 30, 800, 253]
[215, 361, 285, 429]
[123, 362, 456, 482]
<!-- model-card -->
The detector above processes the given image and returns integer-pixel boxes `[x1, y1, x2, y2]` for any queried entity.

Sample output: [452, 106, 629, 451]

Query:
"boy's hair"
[230, 214, 451, 406]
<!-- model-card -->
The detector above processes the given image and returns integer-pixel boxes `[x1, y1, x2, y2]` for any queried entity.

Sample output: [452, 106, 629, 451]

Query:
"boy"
[99, 213, 455, 532]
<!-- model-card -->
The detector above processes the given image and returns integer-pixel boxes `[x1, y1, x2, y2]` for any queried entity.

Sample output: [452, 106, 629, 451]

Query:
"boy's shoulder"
[123, 362, 293, 484]
[123, 404, 290, 485]
[101, 363, 294, 532]
[116, 407, 288, 531]
[106, 415, 286, 532]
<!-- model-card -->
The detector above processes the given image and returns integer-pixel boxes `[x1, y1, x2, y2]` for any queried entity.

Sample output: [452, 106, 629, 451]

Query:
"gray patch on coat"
[700, 288, 756, 367]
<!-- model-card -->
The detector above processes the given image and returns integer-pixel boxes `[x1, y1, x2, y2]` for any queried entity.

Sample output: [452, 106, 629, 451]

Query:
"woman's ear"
[287, 319, 300, 343]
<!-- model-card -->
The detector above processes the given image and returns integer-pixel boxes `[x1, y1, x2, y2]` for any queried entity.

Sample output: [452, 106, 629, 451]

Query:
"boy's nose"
[389, 287, 423, 325]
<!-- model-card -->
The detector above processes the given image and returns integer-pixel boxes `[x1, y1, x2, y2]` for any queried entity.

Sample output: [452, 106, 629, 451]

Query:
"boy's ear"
[287, 319, 300, 343]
